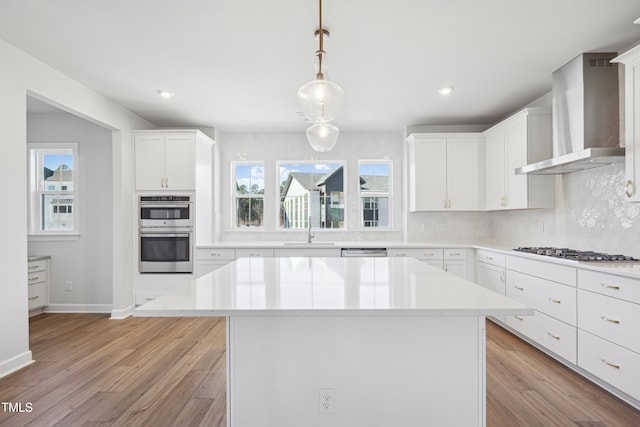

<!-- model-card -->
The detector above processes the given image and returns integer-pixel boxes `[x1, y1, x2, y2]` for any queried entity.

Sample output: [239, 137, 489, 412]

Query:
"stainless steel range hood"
[516, 52, 623, 175]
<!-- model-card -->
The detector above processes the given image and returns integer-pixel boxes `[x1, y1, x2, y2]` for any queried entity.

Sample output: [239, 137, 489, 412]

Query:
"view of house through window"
[279, 162, 345, 229]
[359, 161, 391, 228]
[234, 162, 265, 227]
[28, 144, 77, 233]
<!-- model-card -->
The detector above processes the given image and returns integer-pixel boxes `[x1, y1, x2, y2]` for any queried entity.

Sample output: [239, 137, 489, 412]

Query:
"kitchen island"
[134, 257, 532, 427]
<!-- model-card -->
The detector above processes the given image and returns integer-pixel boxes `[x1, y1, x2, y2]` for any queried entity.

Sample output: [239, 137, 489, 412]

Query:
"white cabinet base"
[228, 315, 486, 427]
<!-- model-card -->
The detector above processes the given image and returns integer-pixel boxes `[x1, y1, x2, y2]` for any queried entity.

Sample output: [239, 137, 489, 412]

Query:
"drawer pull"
[145, 297, 156, 301]
[449, 252, 461, 256]
[547, 332, 560, 340]
[486, 255, 494, 260]
[601, 283, 620, 290]
[500, 272, 505, 283]
[28, 265, 39, 270]
[600, 316, 620, 325]
[601, 358, 621, 369]
[249, 253, 260, 257]
[211, 253, 221, 257]
[514, 285, 524, 291]
[548, 298, 561, 304]
[28, 277, 39, 282]
[514, 316, 524, 321]
[28, 296, 40, 301]
[424, 252, 435, 256]
[396, 253, 407, 257]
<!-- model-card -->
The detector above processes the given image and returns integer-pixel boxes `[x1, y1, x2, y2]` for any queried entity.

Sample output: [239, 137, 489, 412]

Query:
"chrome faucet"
[307, 216, 314, 243]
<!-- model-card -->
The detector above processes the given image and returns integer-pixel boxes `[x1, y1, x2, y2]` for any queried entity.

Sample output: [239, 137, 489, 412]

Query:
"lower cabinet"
[28, 257, 49, 315]
[387, 248, 469, 279]
[196, 248, 236, 277]
[506, 310, 577, 363]
[475, 251, 506, 323]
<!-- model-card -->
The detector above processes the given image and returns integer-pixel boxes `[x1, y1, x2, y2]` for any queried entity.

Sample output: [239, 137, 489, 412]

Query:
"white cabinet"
[443, 248, 467, 279]
[577, 269, 640, 401]
[134, 130, 213, 191]
[196, 248, 236, 277]
[388, 248, 444, 270]
[28, 257, 49, 315]
[613, 45, 640, 202]
[407, 134, 480, 211]
[483, 108, 554, 210]
[235, 248, 274, 258]
[475, 249, 506, 322]
[504, 255, 577, 363]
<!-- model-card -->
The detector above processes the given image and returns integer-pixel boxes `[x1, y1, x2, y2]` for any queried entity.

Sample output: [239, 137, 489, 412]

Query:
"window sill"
[28, 233, 81, 242]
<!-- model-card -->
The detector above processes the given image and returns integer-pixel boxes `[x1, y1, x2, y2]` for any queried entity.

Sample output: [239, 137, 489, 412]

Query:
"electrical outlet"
[318, 389, 335, 414]
[65, 281, 73, 291]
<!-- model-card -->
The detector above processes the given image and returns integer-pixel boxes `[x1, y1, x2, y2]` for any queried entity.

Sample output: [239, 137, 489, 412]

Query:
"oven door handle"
[140, 203, 191, 209]
[140, 233, 191, 238]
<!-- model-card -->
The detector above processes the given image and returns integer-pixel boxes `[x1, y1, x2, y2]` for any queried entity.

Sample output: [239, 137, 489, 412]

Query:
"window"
[234, 162, 265, 227]
[279, 162, 345, 229]
[28, 143, 78, 234]
[359, 161, 391, 228]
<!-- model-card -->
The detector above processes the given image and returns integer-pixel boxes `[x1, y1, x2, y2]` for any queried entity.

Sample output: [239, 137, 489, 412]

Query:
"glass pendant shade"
[306, 123, 339, 152]
[297, 79, 344, 123]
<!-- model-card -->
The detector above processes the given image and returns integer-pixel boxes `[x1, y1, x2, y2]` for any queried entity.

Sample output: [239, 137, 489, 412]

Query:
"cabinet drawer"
[506, 255, 576, 286]
[506, 270, 576, 326]
[578, 329, 640, 401]
[578, 269, 640, 305]
[28, 282, 47, 310]
[476, 249, 505, 267]
[578, 289, 640, 354]
[443, 248, 466, 260]
[507, 310, 576, 364]
[28, 271, 47, 286]
[387, 248, 443, 260]
[196, 248, 236, 261]
[235, 248, 274, 258]
[28, 260, 46, 273]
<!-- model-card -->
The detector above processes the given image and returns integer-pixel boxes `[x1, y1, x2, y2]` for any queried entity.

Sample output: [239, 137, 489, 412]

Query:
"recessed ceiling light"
[157, 90, 175, 99]
[438, 86, 454, 96]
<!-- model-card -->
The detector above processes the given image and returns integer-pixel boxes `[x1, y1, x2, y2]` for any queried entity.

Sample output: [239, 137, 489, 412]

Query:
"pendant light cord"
[316, 0, 325, 79]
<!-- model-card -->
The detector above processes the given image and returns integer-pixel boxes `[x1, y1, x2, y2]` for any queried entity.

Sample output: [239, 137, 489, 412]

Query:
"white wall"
[0, 38, 152, 378]
[218, 131, 406, 242]
[27, 112, 113, 311]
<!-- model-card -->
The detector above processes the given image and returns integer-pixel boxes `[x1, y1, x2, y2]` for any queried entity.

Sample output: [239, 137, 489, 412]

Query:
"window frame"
[232, 161, 266, 229]
[276, 160, 347, 231]
[27, 142, 79, 237]
[358, 159, 392, 230]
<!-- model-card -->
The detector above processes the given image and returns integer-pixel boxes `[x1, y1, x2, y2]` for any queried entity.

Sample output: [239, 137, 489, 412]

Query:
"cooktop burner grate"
[512, 247, 638, 262]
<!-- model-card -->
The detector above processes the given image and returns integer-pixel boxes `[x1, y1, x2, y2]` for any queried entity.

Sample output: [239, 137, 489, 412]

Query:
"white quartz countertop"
[134, 257, 533, 317]
[196, 241, 478, 249]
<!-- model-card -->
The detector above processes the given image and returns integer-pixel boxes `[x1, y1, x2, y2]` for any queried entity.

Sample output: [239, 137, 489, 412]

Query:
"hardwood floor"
[1, 314, 639, 426]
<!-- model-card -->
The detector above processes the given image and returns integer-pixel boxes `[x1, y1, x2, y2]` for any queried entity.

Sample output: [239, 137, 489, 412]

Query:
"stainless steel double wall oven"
[138, 195, 193, 273]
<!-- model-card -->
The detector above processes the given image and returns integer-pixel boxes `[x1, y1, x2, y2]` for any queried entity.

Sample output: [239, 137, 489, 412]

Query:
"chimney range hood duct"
[515, 53, 624, 175]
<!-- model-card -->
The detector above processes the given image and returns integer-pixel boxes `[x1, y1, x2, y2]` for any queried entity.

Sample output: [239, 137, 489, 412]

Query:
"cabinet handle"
[625, 180, 635, 198]
[601, 358, 621, 369]
[547, 332, 560, 340]
[514, 315, 524, 321]
[248, 253, 260, 257]
[500, 271, 505, 283]
[396, 253, 407, 257]
[211, 253, 221, 257]
[514, 285, 524, 291]
[601, 283, 620, 290]
[486, 255, 494, 260]
[28, 277, 39, 282]
[444, 264, 448, 272]
[548, 298, 561, 304]
[449, 252, 461, 256]
[600, 316, 620, 325]
[145, 297, 156, 301]
[28, 265, 38, 270]
[28, 296, 40, 301]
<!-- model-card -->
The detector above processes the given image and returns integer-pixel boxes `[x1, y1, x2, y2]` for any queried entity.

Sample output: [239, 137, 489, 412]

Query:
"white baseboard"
[110, 305, 134, 320]
[45, 304, 112, 314]
[0, 351, 34, 379]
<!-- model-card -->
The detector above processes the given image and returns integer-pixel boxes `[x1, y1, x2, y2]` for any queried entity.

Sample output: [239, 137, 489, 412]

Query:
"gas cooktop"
[513, 247, 639, 263]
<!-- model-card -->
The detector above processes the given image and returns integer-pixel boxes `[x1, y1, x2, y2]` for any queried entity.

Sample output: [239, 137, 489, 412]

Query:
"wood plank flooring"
[0, 314, 639, 426]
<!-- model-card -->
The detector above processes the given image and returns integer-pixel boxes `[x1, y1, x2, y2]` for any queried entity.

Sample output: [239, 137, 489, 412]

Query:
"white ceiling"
[4, 0, 640, 133]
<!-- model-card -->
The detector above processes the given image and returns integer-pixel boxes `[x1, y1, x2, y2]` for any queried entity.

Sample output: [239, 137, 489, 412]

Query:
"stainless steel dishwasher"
[340, 248, 387, 257]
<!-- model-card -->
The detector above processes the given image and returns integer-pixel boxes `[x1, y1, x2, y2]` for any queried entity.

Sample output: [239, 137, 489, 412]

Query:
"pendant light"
[297, 0, 344, 152]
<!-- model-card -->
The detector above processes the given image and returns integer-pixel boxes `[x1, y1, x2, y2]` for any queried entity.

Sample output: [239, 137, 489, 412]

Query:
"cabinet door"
[444, 260, 466, 279]
[164, 135, 196, 190]
[484, 127, 505, 210]
[135, 135, 166, 190]
[476, 262, 505, 295]
[409, 138, 447, 211]
[446, 138, 478, 210]
[505, 115, 529, 209]
[625, 60, 640, 202]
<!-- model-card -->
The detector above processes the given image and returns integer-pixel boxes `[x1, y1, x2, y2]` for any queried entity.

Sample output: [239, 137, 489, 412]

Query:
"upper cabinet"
[408, 133, 480, 211]
[613, 45, 640, 203]
[483, 108, 555, 210]
[134, 130, 213, 191]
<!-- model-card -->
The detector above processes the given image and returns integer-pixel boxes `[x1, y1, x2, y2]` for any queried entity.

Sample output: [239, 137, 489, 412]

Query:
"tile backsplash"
[491, 163, 640, 257]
